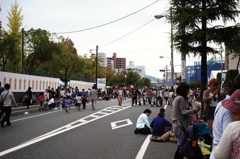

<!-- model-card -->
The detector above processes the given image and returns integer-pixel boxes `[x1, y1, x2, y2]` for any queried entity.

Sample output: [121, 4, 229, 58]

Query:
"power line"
[100, 18, 155, 47]
[55, 0, 159, 34]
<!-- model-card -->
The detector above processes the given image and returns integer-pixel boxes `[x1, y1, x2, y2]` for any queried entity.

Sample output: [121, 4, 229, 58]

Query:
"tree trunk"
[201, 0, 207, 118]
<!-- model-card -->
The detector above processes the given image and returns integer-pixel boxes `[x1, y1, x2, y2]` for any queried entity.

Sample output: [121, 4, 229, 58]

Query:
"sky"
[1, 0, 201, 78]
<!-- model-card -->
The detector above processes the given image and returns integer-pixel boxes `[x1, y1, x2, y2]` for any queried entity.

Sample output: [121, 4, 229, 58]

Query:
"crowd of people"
[133, 74, 240, 159]
[1, 73, 240, 158]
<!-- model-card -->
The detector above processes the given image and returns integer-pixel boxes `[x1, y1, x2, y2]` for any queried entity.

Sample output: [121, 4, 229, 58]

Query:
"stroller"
[178, 121, 212, 159]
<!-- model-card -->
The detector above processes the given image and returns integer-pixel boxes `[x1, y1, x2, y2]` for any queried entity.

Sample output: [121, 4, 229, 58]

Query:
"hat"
[222, 89, 240, 114]
[233, 74, 240, 87]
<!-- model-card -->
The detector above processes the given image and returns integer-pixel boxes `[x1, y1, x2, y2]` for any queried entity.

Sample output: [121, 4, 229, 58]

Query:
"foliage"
[0, 32, 19, 71]
[188, 81, 200, 89]
[171, 0, 240, 98]
[226, 69, 239, 84]
[24, 28, 58, 71]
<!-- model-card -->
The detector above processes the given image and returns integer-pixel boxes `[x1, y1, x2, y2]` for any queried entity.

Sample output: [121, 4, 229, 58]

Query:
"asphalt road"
[0, 98, 200, 159]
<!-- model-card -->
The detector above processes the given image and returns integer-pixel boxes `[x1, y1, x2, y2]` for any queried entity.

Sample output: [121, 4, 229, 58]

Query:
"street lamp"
[219, 46, 224, 72]
[155, 8, 174, 90]
[90, 45, 98, 89]
[159, 56, 174, 89]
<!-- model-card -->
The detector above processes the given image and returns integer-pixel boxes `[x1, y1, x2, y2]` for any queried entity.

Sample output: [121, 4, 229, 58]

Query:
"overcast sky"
[1, 0, 202, 78]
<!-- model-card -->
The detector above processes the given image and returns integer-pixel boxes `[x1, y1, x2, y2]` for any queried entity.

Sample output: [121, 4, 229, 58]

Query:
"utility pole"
[96, 45, 98, 90]
[21, 28, 24, 73]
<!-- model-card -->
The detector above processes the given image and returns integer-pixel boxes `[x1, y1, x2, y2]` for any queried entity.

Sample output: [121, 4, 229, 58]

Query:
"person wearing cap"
[210, 74, 240, 159]
[203, 78, 225, 134]
[134, 109, 152, 134]
[213, 89, 240, 159]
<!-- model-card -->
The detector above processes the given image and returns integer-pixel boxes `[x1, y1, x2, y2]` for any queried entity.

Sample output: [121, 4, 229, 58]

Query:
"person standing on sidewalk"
[25, 87, 32, 109]
[0, 83, 17, 127]
[89, 86, 98, 110]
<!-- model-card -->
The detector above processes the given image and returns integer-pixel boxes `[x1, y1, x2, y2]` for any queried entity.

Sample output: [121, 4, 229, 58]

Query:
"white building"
[98, 52, 107, 67]
[127, 61, 145, 78]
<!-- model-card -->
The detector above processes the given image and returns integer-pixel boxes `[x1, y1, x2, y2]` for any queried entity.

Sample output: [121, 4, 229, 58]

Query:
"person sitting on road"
[31, 93, 38, 105]
[134, 109, 152, 134]
[48, 96, 57, 110]
[150, 112, 172, 141]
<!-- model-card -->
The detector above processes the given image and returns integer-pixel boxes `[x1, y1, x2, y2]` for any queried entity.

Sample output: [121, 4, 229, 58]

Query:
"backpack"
[178, 122, 203, 158]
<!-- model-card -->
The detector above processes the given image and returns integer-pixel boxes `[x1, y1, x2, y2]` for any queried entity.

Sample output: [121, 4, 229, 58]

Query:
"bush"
[188, 81, 201, 89]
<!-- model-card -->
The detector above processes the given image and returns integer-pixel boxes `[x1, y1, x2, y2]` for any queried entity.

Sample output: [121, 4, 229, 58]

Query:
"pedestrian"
[134, 109, 152, 134]
[171, 82, 200, 159]
[0, 83, 17, 127]
[117, 87, 124, 106]
[210, 74, 240, 159]
[202, 78, 225, 134]
[81, 89, 87, 109]
[131, 87, 139, 106]
[75, 93, 82, 111]
[147, 88, 154, 105]
[89, 86, 98, 110]
[43, 89, 49, 111]
[62, 96, 70, 113]
[25, 87, 32, 109]
[164, 89, 169, 105]
[213, 89, 240, 159]
[38, 92, 44, 111]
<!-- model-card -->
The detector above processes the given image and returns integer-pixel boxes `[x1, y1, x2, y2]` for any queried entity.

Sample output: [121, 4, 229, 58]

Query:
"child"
[62, 96, 70, 113]
[75, 93, 82, 111]
[38, 92, 44, 111]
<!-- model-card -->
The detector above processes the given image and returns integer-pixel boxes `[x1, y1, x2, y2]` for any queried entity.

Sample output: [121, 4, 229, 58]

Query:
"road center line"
[135, 135, 152, 159]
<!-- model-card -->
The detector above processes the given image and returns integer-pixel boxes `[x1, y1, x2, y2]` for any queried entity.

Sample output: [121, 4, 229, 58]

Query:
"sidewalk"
[11, 103, 40, 116]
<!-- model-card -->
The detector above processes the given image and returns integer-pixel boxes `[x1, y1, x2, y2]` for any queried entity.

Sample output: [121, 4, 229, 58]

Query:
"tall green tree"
[0, 1, 23, 68]
[24, 28, 57, 70]
[0, 32, 19, 71]
[171, 0, 240, 115]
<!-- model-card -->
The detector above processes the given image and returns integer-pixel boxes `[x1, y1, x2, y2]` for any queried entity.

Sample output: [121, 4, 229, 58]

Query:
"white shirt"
[76, 96, 82, 103]
[48, 98, 55, 105]
[210, 95, 233, 159]
[136, 113, 150, 128]
[118, 90, 123, 96]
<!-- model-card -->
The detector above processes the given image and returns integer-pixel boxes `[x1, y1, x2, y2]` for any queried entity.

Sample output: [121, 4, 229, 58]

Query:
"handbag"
[0, 91, 9, 110]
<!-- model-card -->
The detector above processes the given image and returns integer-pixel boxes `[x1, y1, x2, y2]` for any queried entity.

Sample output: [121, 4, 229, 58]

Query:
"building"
[127, 61, 145, 78]
[98, 53, 107, 67]
[107, 53, 126, 69]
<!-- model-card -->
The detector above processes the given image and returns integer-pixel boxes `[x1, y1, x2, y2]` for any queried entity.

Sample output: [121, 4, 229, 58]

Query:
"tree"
[24, 28, 57, 71]
[0, 32, 19, 71]
[171, 0, 240, 112]
[1, 1, 23, 67]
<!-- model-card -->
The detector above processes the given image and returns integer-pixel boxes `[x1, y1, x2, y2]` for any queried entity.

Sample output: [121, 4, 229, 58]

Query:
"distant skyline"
[1, 0, 224, 79]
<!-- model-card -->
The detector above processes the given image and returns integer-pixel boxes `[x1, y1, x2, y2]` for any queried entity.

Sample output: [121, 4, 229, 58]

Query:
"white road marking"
[0, 105, 131, 157]
[111, 119, 133, 130]
[11, 110, 61, 122]
[135, 134, 152, 159]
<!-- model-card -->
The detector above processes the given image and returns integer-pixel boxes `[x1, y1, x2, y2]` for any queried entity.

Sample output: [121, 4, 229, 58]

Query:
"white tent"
[209, 70, 227, 81]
